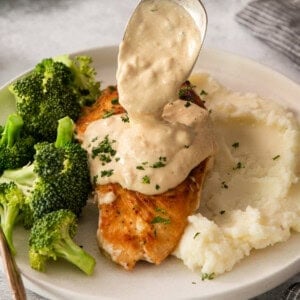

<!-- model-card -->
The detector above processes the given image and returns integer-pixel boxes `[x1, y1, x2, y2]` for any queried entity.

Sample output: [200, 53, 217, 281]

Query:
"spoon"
[117, 0, 208, 117]
[172, 0, 208, 74]
[173, 0, 208, 49]
[125, 0, 208, 63]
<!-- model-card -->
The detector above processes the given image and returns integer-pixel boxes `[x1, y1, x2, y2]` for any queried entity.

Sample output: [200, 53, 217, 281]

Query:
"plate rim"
[0, 45, 299, 300]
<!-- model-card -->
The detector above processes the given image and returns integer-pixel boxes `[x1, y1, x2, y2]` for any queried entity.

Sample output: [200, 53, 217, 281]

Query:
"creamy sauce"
[117, 0, 201, 119]
[83, 101, 215, 194]
[82, 0, 215, 195]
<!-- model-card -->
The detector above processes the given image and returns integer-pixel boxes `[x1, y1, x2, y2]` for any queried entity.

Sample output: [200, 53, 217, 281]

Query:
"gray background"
[0, 0, 299, 299]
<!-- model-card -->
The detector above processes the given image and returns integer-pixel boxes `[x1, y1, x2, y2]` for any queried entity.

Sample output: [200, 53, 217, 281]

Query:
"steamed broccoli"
[54, 55, 100, 106]
[0, 182, 25, 254]
[9, 55, 100, 141]
[0, 114, 35, 174]
[29, 209, 95, 275]
[0, 116, 91, 227]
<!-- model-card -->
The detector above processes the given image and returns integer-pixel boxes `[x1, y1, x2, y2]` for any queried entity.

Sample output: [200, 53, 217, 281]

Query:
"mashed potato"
[173, 73, 300, 276]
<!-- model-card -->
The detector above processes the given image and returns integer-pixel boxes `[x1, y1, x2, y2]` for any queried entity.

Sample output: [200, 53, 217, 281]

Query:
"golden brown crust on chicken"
[76, 86, 125, 137]
[76, 82, 204, 136]
[76, 83, 211, 270]
[96, 159, 210, 269]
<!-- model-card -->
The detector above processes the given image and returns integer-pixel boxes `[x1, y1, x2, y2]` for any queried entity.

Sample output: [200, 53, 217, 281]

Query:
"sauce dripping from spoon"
[82, 0, 214, 195]
[117, 0, 205, 121]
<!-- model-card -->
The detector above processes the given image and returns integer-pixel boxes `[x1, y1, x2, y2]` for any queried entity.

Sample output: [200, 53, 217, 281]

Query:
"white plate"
[0, 46, 299, 300]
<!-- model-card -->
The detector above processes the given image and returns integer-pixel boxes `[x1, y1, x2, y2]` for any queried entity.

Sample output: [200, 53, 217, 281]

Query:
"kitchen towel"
[236, 0, 300, 70]
[251, 273, 300, 300]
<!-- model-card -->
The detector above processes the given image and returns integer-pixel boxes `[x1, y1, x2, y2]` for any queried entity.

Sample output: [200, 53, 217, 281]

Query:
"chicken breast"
[76, 82, 213, 270]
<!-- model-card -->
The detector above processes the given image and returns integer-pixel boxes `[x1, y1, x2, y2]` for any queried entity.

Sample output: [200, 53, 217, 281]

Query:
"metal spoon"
[126, 0, 208, 62]
[173, 0, 208, 47]
[118, 0, 208, 117]
[173, 0, 208, 71]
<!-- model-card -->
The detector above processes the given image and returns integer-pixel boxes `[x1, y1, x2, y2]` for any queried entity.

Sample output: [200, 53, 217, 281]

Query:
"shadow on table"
[0, 0, 81, 15]
[251, 272, 300, 300]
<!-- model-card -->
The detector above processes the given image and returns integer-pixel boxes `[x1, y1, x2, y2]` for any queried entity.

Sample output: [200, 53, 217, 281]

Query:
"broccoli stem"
[0, 114, 23, 148]
[1, 164, 36, 192]
[54, 232, 96, 275]
[55, 116, 74, 148]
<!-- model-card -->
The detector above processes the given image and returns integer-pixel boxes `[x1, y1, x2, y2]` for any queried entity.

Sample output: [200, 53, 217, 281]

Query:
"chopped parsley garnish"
[151, 216, 171, 224]
[185, 101, 191, 108]
[232, 142, 239, 148]
[193, 232, 200, 239]
[121, 114, 129, 123]
[201, 273, 215, 281]
[101, 169, 114, 177]
[108, 85, 116, 92]
[151, 161, 166, 168]
[99, 154, 112, 164]
[221, 181, 228, 189]
[92, 175, 98, 185]
[111, 98, 119, 105]
[150, 157, 167, 168]
[178, 84, 196, 101]
[179, 88, 187, 98]
[272, 155, 280, 160]
[142, 175, 150, 184]
[136, 165, 145, 170]
[200, 89, 208, 96]
[155, 184, 160, 190]
[219, 210, 226, 215]
[92, 135, 116, 163]
[137, 157, 167, 172]
[102, 110, 114, 119]
[91, 136, 98, 142]
[233, 162, 245, 170]
[155, 207, 167, 214]
[115, 157, 120, 162]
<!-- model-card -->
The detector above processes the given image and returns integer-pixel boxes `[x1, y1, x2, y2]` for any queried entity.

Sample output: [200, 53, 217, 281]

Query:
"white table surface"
[0, 0, 299, 299]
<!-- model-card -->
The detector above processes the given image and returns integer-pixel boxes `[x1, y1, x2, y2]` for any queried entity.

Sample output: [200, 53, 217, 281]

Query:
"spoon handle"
[0, 227, 26, 300]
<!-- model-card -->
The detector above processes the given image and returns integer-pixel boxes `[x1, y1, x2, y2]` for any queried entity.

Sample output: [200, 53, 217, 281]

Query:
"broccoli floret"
[0, 114, 35, 174]
[1, 116, 91, 226]
[54, 55, 100, 106]
[0, 182, 25, 254]
[9, 55, 100, 141]
[29, 209, 95, 275]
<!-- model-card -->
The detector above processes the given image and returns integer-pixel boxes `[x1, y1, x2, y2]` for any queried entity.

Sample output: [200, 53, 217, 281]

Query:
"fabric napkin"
[251, 273, 300, 300]
[236, 0, 300, 70]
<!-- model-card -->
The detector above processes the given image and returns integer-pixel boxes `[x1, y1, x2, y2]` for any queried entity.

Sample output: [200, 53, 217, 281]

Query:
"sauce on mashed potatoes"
[173, 73, 300, 276]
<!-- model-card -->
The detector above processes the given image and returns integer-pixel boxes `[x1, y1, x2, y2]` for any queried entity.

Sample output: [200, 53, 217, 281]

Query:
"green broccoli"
[0, 114, 35, 174]
[0, 116, 91, 227]
[54, 55, 100, 106]
[29, 209, 95, 275]
[0, 182, 25, 254]
[9, 55, 100, 141]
